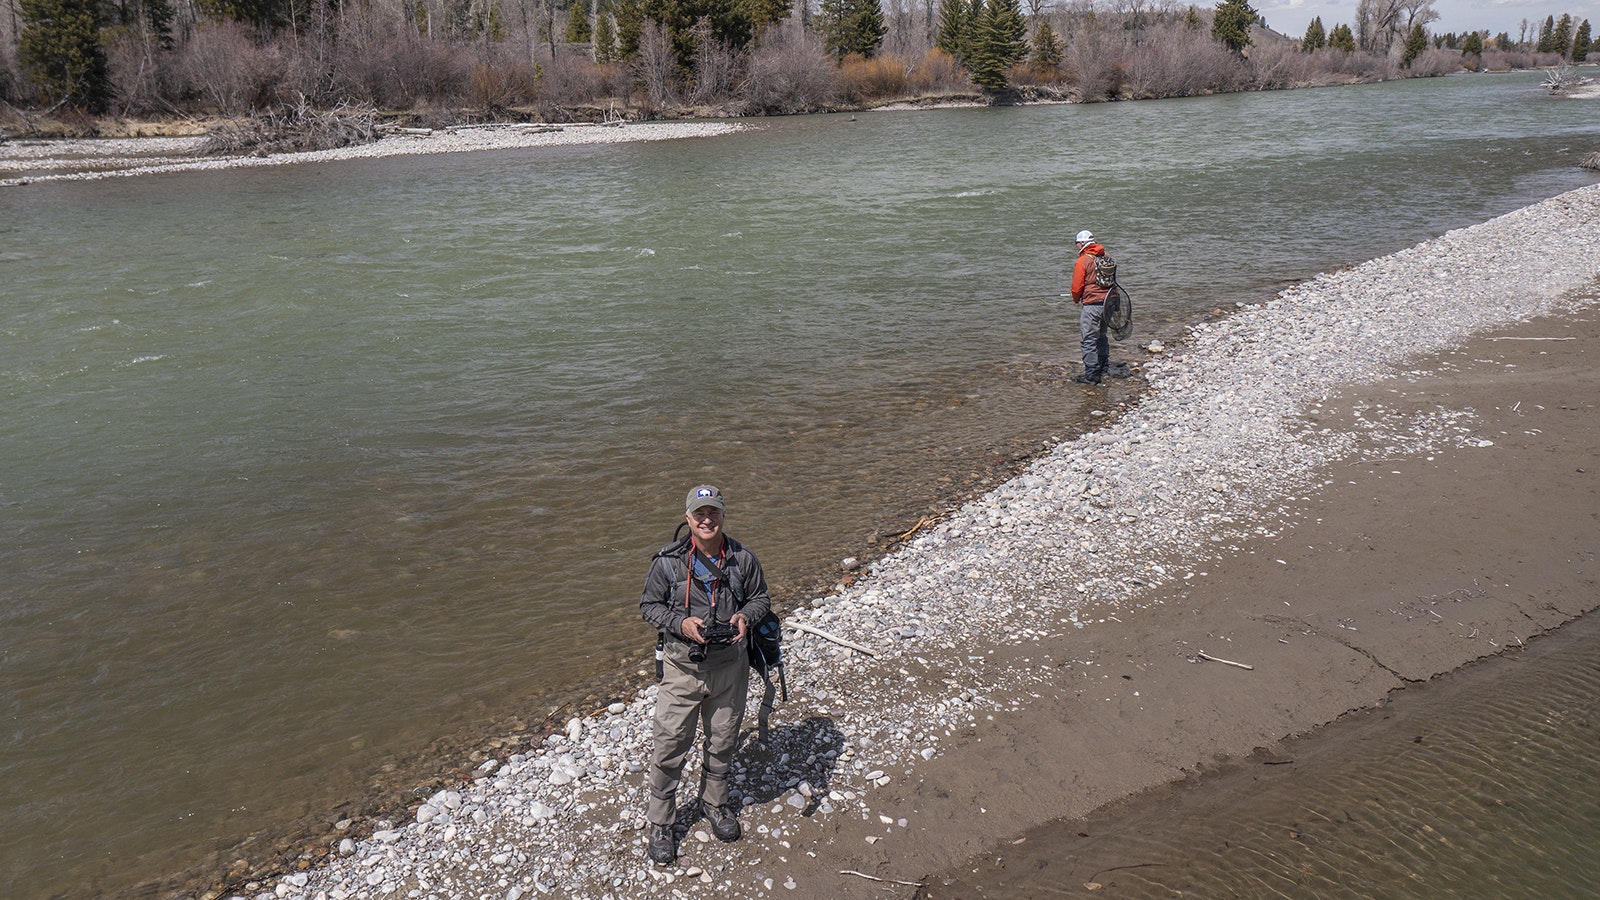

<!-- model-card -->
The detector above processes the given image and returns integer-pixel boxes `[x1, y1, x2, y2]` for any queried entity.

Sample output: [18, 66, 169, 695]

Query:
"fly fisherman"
[1070, 229, 1115, 384]
[639, 485, 771, 866]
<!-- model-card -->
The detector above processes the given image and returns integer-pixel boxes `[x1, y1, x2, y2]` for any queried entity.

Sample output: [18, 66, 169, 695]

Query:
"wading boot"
[1072, 372, 1102, 385]
[704, 803, 742, 842]
[647, 824, 677, 865]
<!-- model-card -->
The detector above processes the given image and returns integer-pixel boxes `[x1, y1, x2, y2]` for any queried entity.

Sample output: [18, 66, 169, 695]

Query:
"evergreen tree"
[1535, 15, 1554, 52]
[1183, 5, 1201, 30]
[1460, 30, 1482, 56]
[1328, 22, 1355, 52]
[593, 9, 618, 59]
[1031, 19, 1063, 70]
[565, 1, 593, 41]
[1493, 32, 1510, 50]
[819, 0, 886, 59]
[739, 0, 791, 35]
[1211, 0, 1256, 54]
[1549, 13, 1572, 57]
[986, 0, 1027, 62]
[936, 0, 969, 61]
[1573, 19, 1592, 61]
[1301, 15, 1325, 52]
[18, 0, 110, 111]
[614, 0, 644, 55]
[1401, 21, 1425, 66]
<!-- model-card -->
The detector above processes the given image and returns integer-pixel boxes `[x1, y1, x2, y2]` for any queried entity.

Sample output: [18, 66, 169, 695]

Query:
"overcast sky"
[1254, 0, 1594, 39]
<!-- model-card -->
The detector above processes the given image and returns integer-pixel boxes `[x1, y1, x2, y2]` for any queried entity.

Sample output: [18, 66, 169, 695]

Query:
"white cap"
[1075, 230, 1094, 243]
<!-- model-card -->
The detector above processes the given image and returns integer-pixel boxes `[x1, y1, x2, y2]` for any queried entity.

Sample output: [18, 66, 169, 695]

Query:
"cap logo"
[696, 488, 716, 499]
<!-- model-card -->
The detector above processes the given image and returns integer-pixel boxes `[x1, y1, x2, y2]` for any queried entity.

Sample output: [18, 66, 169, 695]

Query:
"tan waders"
[647, 639, 749, 829]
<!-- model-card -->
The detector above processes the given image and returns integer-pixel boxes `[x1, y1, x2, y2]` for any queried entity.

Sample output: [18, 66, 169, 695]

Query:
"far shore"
[6, 67, 1596, 191]
[0, 120, 749, 187]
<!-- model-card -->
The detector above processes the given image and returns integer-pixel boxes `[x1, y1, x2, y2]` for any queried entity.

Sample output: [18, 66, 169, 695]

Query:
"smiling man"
[638, 484, 771, 866]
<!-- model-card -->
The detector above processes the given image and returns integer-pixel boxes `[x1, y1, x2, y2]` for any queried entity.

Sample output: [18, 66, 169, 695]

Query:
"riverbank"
[207, 185, 1600, 900]
[0, 120, 745, 187]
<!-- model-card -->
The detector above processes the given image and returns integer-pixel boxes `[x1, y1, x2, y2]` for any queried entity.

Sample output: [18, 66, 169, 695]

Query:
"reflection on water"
[2, 72, 1597, 898]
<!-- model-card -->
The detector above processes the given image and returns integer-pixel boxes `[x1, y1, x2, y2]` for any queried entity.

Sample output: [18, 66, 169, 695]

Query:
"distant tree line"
[0, 0, 1588, 125]
[1297, 5, 1590, 70]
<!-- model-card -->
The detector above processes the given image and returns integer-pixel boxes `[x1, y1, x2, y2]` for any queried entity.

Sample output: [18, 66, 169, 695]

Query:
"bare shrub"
[1405, 48, 1459, 77]
[739, 26, 841, 114]
[1247, 40, 1316, 89]
[688, 17, 741, 106]
[1311, 46, 1389, 80]
[1123, 23, 1242, 97]
[107, 31, 182, 115]
[838, 54, 912, 102]
[470, 52, 537, 110]
[907, 48, 971, 94]
[175, 21, 288, 114]
[537, 50, 615, 114]
[1063, 28, 1121, 100]
[633, 21, 679, 114]
[1478, 49, 1530, 71]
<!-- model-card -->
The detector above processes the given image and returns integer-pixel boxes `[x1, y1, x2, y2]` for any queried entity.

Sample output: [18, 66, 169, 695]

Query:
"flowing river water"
[3, 73, 1597, 898]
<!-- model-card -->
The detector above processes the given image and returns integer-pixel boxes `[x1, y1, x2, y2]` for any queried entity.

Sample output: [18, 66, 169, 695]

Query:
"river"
[2, 72, 1596, 898]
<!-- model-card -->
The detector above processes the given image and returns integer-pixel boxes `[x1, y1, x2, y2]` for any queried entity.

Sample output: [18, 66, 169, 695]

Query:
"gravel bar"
[241, 184, 1599, 900]
[0, 122, 745, 186]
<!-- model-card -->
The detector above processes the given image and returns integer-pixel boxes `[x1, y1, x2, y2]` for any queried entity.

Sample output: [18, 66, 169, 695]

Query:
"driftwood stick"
[839, 869, 924, 887]
[1198, 651, 1254, 670]
[1486, 336, 1575, 341]
[788, 621, 878, 656]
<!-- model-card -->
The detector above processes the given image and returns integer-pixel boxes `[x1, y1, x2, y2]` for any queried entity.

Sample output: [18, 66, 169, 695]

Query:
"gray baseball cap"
[685, 485, 725, 512]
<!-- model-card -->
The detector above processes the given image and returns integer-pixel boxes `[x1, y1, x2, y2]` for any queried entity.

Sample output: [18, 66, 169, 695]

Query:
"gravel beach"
[0, 121, 745, 187]
[193, 182, 1597, 900]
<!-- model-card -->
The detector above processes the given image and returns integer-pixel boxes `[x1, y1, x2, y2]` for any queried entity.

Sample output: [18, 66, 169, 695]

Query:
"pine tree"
[936, 0, 969, 61]
[1401, 22, 1426, 66]
[593, 9, 618, 59]
[740, 0, 792, 36]
[1328, 22, 1355, 52]
[960, 0, 1028, 90]
[1536, 15, 1554, 52]
[819, 0, 887, 59]
[1031, 20, 1063, 71]
[1211, 0, 1256, 55]
[1573, 20, 1592, 61]
[1183, 5, 1201, 30]
[18, 0, 110, 111]
[1549, 14, 1573, 57]
[1301, 15, 1325, 52]
[614, 0, 643, 56]
[1460, 30, 1482, 56]
[565, 1, 592, 42]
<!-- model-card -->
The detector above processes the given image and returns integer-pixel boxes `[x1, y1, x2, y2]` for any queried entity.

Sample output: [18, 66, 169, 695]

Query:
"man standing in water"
[1070, 229, 1115, 384]
[639, 485, 770, 865]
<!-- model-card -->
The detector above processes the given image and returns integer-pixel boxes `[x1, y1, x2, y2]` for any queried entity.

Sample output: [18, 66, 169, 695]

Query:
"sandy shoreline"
[183, 184, 1596, 900]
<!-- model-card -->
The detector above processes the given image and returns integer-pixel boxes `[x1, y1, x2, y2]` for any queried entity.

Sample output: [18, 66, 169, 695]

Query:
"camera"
[689, 620, 738, 662]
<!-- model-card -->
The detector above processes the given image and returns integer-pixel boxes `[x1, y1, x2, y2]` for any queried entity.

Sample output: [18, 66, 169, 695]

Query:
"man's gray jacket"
[640, 535, 770, 644]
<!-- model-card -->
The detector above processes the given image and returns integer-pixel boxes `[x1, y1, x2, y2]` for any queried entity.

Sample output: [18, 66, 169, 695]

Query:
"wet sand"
[800, 305, 1600, 897]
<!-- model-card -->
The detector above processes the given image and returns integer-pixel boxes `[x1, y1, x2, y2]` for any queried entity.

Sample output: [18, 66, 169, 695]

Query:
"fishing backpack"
[1093, 252, 1118, 288]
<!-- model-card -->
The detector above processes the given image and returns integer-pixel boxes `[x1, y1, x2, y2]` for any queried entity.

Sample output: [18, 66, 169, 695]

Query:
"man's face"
[686, 505, 724, 545]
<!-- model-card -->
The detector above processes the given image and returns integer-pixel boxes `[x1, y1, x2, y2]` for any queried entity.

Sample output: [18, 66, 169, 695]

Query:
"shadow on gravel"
[733, 716, 845, 815]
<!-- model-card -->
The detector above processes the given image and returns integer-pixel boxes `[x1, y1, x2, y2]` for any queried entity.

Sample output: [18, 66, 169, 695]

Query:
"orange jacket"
[1071, 243, 1111, 305]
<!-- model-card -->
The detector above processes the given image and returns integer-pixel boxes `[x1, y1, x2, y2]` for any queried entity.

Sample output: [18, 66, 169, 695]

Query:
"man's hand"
[681, 617, 706, 644]
[730, 613, 748, 643]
